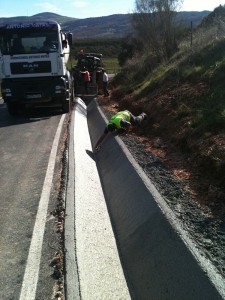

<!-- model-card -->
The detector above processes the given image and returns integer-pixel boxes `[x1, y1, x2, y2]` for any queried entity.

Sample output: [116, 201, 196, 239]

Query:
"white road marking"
[19, 114, 65, 300]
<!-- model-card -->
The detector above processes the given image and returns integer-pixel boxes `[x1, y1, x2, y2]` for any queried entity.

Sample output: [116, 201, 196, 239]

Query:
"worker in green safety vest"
[94, 110, 147, 151]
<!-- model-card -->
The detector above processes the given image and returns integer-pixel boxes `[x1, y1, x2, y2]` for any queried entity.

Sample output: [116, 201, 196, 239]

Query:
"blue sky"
[0, 0, 224, 19]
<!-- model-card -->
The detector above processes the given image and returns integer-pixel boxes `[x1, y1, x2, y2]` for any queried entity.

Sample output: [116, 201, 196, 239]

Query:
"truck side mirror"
[67, 33, 73, 46]
[62, 40, 68, 49]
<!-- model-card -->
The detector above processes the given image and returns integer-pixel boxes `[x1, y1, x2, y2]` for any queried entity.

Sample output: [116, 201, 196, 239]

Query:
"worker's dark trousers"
[84, 81, 90, 94]
[103, 81, 109, 96]
[128, 111, 147, 126]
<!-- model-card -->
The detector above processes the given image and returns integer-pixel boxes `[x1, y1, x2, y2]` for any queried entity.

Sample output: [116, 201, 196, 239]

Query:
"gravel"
[120, 134, 225, 277]
[102, 108, 225, 279]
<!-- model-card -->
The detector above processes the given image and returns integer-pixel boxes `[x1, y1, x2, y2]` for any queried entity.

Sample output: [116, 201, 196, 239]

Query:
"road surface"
[0, 100, 68, 300]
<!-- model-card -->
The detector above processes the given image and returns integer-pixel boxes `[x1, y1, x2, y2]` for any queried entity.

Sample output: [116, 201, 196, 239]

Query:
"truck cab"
[0, 21, 73, 114]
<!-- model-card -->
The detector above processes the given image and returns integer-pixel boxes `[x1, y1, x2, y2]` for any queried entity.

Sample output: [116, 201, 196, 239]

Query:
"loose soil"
[96, 88, 225, 280]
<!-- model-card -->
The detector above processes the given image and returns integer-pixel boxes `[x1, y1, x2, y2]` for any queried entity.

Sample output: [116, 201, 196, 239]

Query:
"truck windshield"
[0, 23, 59, 55]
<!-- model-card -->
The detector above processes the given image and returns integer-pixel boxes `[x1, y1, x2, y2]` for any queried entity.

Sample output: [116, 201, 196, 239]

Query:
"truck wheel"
[6, 103, 19, 115]
[62, 97, 71, 113]
[62, 82, 74, 113]
[71, 81, 75, 103]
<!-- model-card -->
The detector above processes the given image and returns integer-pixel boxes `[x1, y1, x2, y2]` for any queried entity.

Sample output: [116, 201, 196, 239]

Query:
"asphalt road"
[0, 100, 68, 300]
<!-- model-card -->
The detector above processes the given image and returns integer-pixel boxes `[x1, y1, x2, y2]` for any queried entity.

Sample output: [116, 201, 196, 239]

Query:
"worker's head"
[107, 123, 116, 132]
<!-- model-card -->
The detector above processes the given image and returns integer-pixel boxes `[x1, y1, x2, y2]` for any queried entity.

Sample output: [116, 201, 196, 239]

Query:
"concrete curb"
[87, 99, 225, 300]
[65, 98, 131, 300]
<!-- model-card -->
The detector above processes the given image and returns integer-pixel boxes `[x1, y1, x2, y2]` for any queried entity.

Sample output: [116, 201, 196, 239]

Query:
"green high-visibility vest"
[108, 111, 130, 129]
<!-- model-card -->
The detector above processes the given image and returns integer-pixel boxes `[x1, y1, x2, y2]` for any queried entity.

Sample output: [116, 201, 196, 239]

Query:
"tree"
[118, 37, 142, 66]
[132, 0, 183, 60]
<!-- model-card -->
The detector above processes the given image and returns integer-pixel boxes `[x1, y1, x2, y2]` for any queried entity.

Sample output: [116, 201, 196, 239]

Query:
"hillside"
[93, 7, 225, 282]
[106, 7, 225, 212]
[0, 11, 210, 39]
[0, 12, 76, 25]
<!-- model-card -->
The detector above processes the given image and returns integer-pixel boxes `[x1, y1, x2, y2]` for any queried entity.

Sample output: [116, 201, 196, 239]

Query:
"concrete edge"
[64, 104, 81, 300]
[87, 99, 225, 300]
[65, 97, 131, 299]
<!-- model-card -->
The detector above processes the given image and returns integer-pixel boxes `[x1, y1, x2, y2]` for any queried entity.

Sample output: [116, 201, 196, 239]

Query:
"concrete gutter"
[87, 99, 225, 300]
[65, 97, 225, 300]
[65, 98, 131, 300]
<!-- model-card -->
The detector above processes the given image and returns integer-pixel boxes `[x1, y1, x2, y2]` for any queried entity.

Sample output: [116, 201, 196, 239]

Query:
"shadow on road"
[0, 104, 63, 128]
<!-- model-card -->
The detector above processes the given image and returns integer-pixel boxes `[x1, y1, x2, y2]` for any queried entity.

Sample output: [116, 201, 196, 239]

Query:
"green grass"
[101, 57, 121, 74]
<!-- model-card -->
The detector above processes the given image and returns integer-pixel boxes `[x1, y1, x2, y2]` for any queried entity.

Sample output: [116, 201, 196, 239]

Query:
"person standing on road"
[102, 69, 109, 97]
[82, 67, 91, 94]
[94, 110, 147, 151]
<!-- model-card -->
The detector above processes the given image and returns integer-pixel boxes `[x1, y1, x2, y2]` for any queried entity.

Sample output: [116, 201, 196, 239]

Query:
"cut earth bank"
[95, 94, 225, 286]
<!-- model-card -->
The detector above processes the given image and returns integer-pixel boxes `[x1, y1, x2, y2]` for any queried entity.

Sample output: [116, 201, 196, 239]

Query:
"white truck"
[0, 20, 73, 115]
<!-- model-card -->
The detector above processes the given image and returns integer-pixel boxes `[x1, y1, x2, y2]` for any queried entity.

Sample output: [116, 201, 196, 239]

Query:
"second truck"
[72, 51, 104, 97]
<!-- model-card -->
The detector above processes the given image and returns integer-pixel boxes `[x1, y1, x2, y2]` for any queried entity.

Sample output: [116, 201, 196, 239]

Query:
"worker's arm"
[125, 122, 131, 133]
[94, 132, 108, 151]
[119, 122, 131, 134]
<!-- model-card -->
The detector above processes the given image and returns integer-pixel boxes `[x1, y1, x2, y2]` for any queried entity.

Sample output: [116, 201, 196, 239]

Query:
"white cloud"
[181, 0, 223, 11]
[35, 2, 59, 13]
[71, 1, 88, 8]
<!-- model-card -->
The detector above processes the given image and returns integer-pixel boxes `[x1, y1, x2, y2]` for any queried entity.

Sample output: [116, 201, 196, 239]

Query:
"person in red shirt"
[83, 67, 91, 94]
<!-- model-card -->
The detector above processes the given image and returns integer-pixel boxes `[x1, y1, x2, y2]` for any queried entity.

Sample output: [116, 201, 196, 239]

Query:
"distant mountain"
[0, 12, 76, 25]
[64, 14, 133, 38]
[177, 11, 211, 26]
[0, 11, 211, 39]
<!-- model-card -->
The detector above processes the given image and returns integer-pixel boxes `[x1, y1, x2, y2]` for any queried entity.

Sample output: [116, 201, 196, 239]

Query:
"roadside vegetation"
[109, 2, 225, 208]
[68, 2, 225, 208]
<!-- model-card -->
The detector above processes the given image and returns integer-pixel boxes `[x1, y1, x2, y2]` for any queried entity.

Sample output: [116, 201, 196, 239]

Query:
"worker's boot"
[141, 112, 147, 120]
[135, 112, 148, 125]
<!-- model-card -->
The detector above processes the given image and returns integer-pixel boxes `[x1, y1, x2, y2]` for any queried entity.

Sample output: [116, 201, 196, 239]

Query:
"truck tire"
[6, 102, 20, 115]
[62, 90, 71, 113]
[62, 78, 74, 113]
[62, 97, 71, 113]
